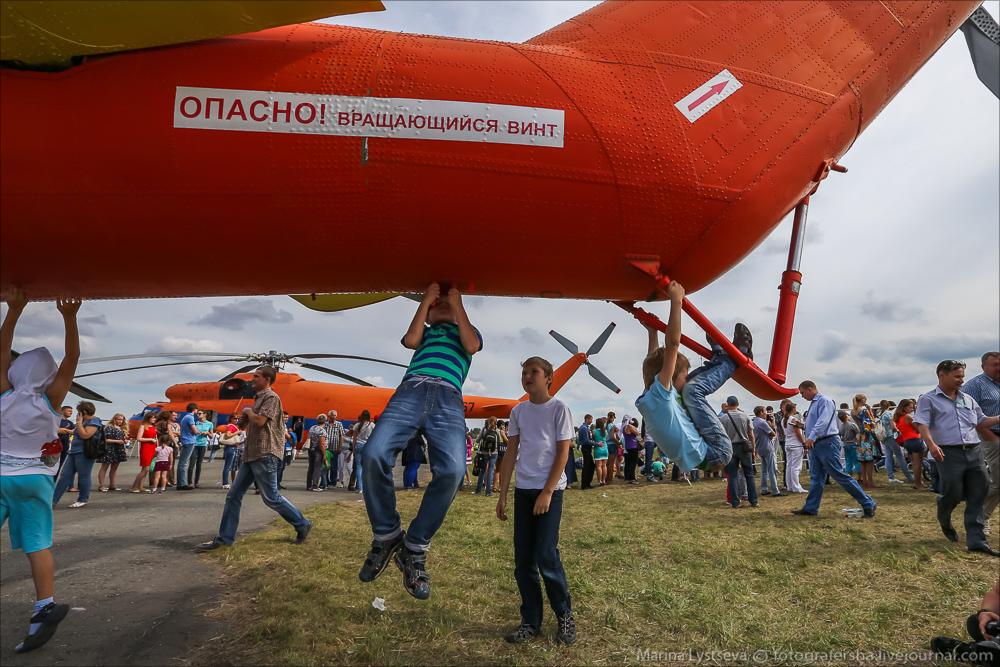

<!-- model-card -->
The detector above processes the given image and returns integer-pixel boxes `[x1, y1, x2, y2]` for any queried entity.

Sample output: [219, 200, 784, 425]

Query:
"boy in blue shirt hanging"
[635, 281, 753, 475]
[359, 283, 482, 600]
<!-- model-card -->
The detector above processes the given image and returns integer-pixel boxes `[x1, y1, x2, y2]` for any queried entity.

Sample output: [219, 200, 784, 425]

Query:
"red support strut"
[767, 195, 810, 383]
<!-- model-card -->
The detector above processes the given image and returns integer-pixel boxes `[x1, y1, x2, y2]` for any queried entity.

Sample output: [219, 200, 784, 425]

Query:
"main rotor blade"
[219, 365, 260, 382]
[297, 362, 375, 387]
[68, 380, 112, 403]
[79, 352, 246, 364]
[586, 363, 621, 394]
[548, 330, 578, 356]
[75, 359, 242, 378]
[290, 354, 408, 368]
[585, 322, 616, 357]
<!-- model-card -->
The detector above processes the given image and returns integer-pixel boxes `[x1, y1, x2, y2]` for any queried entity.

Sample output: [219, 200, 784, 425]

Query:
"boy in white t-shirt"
[495, 356, 576, 645]
[1, 287, 80, 653]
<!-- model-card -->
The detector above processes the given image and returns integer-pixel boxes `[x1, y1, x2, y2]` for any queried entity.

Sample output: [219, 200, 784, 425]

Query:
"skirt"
[99, 442, 128, 464]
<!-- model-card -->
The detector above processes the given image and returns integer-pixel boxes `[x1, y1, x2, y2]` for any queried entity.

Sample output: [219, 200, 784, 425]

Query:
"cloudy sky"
[3, 1, 998, 424]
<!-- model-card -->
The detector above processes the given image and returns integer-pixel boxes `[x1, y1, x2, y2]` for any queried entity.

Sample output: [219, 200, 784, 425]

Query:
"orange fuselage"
[1, 1, 977, 301]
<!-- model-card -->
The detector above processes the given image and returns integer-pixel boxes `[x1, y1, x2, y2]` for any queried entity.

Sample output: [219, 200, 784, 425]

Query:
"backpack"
[82, 424, 107, 460]
[482, 428, 498, 453]
[873, 415, 888, 441]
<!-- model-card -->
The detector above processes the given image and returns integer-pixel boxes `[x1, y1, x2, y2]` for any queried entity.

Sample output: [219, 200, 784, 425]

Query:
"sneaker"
[292, 519, 313, 544]
[732, 322, 753, 360]
[504, 623, 539, 644]
[359, 532, 405, 583]
[887, 478, 905, 484]
[557, 611, 578, 645]
[394, 548, 431, 600]
[14, 602, 70, 653]
[863, 503, 876, 519]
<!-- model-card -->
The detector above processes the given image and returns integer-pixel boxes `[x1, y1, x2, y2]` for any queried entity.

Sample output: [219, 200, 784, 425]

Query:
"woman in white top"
[781, 402, 808, 493]
[350, 410, 375, 494]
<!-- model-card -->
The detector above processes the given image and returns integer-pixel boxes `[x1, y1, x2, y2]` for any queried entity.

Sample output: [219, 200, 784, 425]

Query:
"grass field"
[198, 473, 998, 666]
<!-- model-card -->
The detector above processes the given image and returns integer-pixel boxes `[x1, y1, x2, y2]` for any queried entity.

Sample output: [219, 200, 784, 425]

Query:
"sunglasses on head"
[937, 359, 966, 373]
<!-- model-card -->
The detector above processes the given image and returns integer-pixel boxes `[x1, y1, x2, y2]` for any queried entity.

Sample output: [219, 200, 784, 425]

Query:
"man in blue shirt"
[914, 359, 999, 556]
[175, 402, 199, 491]
[577, 415, 596, 489]
[961, 351, 999, 536]
[791, 381, 875, 518]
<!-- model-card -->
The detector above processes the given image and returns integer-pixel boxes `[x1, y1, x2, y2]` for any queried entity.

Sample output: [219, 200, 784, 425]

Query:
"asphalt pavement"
[0, 454, 423, 666]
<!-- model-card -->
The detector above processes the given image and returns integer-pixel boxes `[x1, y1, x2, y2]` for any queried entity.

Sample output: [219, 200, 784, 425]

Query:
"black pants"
[187, 447, 205, 486]
[624, 448, 639, 481]
[513, 488, 571, 627]
[580, 446, 595, 489]
[307, 447, 326, 490]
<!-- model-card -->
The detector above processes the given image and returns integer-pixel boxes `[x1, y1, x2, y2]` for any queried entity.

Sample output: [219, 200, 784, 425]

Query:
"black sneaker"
[394, 548, 431, 600]
[504, 623, 539, 644]
[292, 519, 312, 544]
[195, 540, 226, 552]
[359, 532, 405, 582]
[557, 611, 577, 645]
[863, 503, 876, 519]
[15, 602, 69, 653]
[733, 323, 753, 360]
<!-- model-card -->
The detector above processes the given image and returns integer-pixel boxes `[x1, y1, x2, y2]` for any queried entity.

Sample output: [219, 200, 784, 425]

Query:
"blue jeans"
[208, 446, 219, 463]
[644, 441, 656, 481]
[759, 448, 780, 495]
[354, 443, 366, 492]
[476, 452, 498, 495]
[212, 454, 308, 546]
[883, 437, 913, 482]
[176, 444, 196, 486]
[725, 444, 758, 507]
[188, 446, 206, 485]
[361, 376, 467, 552]
[222, 446, 237, 485]
[403, 462, 420, 488]
[801, 436, 874, 514]
[681, 351, 736, 469]
[513, 488, 571, 627]
[52, 450, 96, 504]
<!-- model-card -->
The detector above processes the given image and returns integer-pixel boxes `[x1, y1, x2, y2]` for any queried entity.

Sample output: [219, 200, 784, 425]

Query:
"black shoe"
[292, 519, 313, 544]
[706, 331, 719, 350]
[968, 544, 1000, 557]
[394, 548, 431, 600]
[942, 526, 959, 543]
[733, 323, 753, 360]
[195, 540, 225, 552]
[790, 509, 817, 516]
[761, 491, 771, 496]
[504, 623, 539, 644]
[278, 485, 287, 490]
[772, 493, 783, 497]
[359, 532, 405, 582]
[863, 503, 876, 519]
[14, 602, 69, 653]
[177, 485, 194, 491]
[557, 611, 577, 645]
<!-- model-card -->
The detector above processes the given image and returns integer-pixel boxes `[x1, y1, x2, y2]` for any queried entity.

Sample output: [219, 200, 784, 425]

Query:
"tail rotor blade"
[549, 330, 578, 355]
[586, 362, 620, 394]
[585, 322, 616, 357]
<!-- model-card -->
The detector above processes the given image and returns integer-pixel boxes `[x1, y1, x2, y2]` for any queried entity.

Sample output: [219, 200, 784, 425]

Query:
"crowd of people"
[2, 282, 998, 654]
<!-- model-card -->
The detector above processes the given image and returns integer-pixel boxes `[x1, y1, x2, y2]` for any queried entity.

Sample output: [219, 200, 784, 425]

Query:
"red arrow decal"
[687, 81, 728, 111]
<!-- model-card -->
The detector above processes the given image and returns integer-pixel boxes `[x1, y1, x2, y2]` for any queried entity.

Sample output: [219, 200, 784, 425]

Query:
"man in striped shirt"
[359, 283, 482, 600]
[963, 351, 999, 535]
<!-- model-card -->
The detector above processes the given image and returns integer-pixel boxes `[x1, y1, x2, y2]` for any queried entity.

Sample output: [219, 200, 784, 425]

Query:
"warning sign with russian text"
[173, 86, 565, 148]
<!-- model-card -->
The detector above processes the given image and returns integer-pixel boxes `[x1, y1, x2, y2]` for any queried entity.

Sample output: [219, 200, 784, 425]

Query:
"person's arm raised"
[45, 298, 82, 408]
[403, 284, 439, 350]
[656, 282, 684, 390]
[1, 286, 30, 394]
[447, 287, 481, 356]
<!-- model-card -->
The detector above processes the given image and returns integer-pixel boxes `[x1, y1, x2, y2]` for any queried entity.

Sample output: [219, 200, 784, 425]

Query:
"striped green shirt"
[402, 323, 483, 391]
